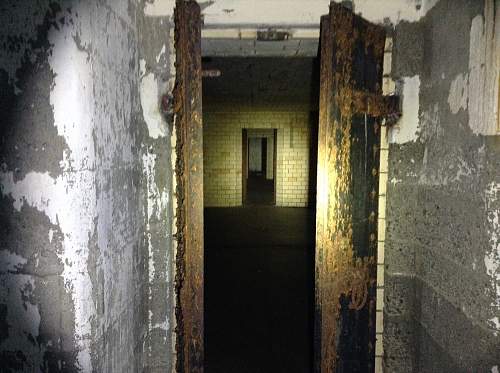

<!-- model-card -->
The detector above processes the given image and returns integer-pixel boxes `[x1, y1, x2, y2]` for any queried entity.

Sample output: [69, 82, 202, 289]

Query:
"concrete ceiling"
[202, 57, 319, 107]
[202, 37, 319, 57]
[201, 28, 320, 57]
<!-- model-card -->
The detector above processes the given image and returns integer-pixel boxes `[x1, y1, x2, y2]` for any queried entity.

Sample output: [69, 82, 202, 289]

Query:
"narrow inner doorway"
[203, 57, 319, 372]
[243, 129, 277, 205]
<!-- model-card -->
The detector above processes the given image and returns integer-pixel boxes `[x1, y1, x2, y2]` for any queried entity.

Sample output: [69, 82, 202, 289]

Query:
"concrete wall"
[385, 0, 500, 372]
[0, 1, 175, 372]
[203, 105, 312, 207]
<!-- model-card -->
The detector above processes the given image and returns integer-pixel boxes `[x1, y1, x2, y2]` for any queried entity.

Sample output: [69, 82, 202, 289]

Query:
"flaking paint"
[485, 181, 500, 336]
[468, 1, 499, 136]
[0, 0, 171, 370]
[141, 65, 168, 139]
[389, 75, 420, 144]
[448, 73, 469, 115]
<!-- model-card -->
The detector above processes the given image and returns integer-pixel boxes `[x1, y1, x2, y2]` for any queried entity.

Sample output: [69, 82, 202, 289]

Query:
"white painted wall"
[249, 137, 263, 172]
[207, 0, 439, 26]
[389, 76, 421, 144]
[467, 0, 499, 136]
[145, 0, 440, 29]
[204, 107, 310, 207]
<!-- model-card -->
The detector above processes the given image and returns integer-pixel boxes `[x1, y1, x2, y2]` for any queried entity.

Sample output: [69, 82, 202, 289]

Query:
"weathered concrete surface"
[1, 0, 499, 372]
[386, 0, 500, 371]
[138, 2, 176, 371]
[0, 0, 175, 372]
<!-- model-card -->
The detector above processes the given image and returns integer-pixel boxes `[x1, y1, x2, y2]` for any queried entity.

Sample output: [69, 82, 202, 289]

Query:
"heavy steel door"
[315, 3, 396, 372]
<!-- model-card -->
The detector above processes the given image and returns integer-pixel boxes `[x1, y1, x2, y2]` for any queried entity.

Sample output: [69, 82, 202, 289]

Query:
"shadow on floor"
[204, 206, 316, 373]
[246, 175, 274, 206]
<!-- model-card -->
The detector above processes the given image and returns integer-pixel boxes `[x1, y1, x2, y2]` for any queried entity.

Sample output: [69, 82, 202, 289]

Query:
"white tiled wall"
[203, 105, 312, 207]
[375, 36, 394, 373]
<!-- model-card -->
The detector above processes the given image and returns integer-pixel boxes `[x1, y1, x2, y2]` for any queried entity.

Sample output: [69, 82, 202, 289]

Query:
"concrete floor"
[204, 207, 316, 372]
[245, 175, 275, 205]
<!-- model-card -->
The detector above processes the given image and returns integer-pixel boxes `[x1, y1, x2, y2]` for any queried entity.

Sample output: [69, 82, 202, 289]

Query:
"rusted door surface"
[315, 3, 386, 372]
[173, 1, 203, 372]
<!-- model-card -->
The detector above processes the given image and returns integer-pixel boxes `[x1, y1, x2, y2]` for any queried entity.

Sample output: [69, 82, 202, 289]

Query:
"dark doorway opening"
[203, 57, 319, 372]
[243, 129, 277, 206]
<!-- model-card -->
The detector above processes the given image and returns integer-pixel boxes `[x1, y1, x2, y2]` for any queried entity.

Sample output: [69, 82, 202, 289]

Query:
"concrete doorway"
[174, 2, 397, 371]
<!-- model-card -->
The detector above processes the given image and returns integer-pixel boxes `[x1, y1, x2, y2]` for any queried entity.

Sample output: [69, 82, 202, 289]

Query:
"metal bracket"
[352, 90, 401, 124]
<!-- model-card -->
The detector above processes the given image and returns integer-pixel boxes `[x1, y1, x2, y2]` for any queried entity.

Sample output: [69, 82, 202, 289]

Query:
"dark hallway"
[204, 207, 316, 372]
[202, 57, 318, 372]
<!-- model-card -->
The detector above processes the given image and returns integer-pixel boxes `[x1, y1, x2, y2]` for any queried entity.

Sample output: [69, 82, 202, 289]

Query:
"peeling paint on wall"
[0, 0, 166, 371]
[448, 73, 468, 114]
[467, 1, 499, 136]
[146, 0, 441, 30]
[140, 60, 168, 139]
[0, 169, 96, 371]
[202, 0, 329, 26]
[386, 1, 500, 371]
[139, 3, 177, 371]
[484, 181, 500, 336]
[47, 19, 98, 370]
[389, 75, 420, 144]
[200, 0, 441, 27]
[143, 149, 170, 336]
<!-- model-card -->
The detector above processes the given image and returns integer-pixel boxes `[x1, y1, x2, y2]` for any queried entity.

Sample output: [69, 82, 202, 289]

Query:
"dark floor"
[246, 175, 275, 205]
[204, 206, 316, 373]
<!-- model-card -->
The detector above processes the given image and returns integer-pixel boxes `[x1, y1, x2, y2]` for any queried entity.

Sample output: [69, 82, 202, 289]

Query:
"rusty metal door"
[173, 1, 203, 372]
[314, 3, 396, 372]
